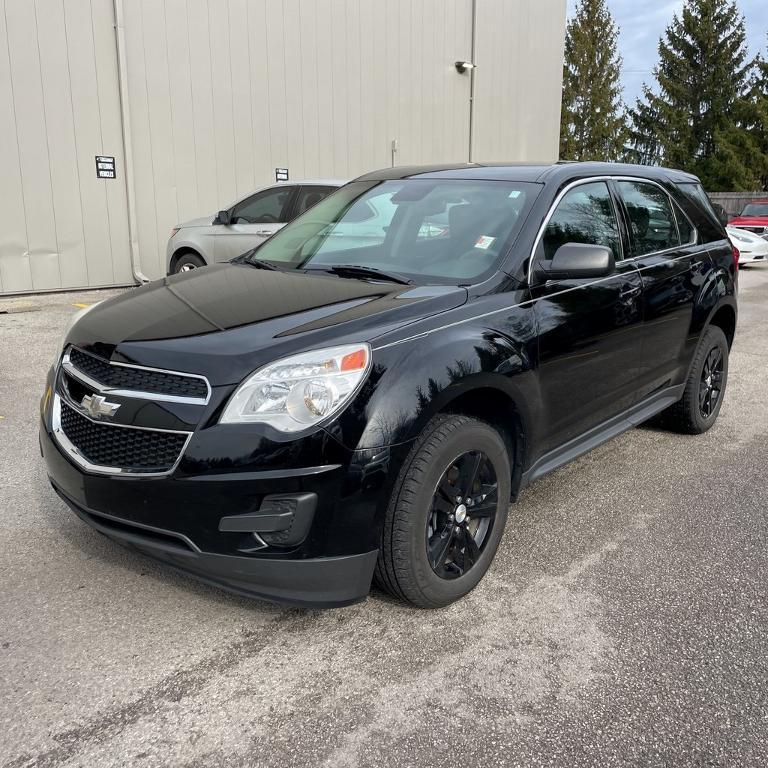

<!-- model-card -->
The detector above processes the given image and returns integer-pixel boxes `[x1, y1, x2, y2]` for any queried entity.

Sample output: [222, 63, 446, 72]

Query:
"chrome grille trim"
[51, 393, 193, 477]
[62, 347, 211, 405]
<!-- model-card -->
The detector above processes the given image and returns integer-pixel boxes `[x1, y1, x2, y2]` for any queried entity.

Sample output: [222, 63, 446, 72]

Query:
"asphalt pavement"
[1, 267, 767, 767]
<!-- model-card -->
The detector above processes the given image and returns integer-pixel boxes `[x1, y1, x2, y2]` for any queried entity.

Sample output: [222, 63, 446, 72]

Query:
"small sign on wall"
[96, 156, 116, 179]
[275, 167, 289, 182]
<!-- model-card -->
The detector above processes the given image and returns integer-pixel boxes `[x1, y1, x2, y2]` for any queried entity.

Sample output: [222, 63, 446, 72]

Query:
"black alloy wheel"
[426, 451, 499, 579]
[374, 414, 512, 608]
[660, 325, 729, 434]
[699, 345, 724, 419]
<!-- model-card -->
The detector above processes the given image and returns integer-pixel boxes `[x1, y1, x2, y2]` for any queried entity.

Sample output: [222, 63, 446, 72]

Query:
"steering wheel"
[259, 213, 278, 223]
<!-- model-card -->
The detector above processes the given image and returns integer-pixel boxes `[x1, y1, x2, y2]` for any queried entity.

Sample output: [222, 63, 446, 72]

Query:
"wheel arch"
[708, 302, 736, 349]
[436, 384, 528, 500]
[169, 247, 207, 273]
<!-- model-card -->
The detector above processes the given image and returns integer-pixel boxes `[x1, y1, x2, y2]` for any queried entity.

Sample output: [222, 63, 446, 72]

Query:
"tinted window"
[676, 182, 725, 240]
[741, 203, 768, 217]
[292, 186, 338, 218]
[675, 203, 695, 244]
[617, 181, 679, 255]
[247, 179, 540, 284]
[542, 182, 621, 260]
[232, 186, 293, 224]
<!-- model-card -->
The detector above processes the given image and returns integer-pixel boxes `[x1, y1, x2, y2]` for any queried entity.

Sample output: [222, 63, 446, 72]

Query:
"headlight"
[728, 230, 752, 243]
[54, 303, 100, 365]
[220, 343, 371, 431]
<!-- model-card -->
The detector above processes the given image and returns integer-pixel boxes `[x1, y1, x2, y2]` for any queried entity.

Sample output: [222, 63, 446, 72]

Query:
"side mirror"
[535, 243, 615, 281]
[214, 210, 232, 226]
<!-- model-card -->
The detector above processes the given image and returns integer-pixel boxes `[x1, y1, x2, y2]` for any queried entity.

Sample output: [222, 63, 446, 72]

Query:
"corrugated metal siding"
[124, 0, 476, 279]
[472, 0, 567, 162]
[0, 0, 131, 294]
[0, 0, 566, 292]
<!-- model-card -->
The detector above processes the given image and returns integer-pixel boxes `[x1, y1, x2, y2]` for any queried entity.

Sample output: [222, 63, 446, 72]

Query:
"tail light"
[732, 244, 740, 273]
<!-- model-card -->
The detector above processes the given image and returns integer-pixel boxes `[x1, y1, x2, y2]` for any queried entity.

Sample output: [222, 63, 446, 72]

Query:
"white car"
[166, 179, 346, 274]
[727, 226, 768, 265]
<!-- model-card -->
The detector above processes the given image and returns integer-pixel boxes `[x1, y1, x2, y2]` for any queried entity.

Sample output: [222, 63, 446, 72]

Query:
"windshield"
[741, 203, 768, 217]
[245, 179, 540, 284]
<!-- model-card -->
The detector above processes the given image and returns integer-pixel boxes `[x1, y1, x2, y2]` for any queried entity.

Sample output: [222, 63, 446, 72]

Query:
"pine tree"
[630, 0, 759, 191]
[747, 42, 768, 190]
[560, 0, 627, 162]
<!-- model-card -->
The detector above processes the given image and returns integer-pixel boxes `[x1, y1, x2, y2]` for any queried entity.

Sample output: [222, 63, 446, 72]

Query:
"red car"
[729, 200, 768, 239]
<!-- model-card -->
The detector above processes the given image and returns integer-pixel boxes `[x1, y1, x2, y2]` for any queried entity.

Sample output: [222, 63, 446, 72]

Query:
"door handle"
[255, 229, 273, 236]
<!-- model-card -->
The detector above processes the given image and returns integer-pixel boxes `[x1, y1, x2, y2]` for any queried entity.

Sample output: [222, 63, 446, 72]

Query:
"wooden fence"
[708, 192, 766, 218]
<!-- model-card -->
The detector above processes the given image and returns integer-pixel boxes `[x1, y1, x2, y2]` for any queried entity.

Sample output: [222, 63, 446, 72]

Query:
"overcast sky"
[565, 0, 768, 106]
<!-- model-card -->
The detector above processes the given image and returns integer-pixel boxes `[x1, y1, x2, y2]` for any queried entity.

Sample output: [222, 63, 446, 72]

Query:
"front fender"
[323, 303, 540, 455]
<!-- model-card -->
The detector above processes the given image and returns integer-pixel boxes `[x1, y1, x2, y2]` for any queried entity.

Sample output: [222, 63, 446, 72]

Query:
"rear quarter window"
[675, 182, 726, 243]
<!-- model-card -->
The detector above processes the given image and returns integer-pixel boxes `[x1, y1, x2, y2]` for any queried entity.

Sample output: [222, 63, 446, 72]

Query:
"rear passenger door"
[531, 180, 645, 454]
[614, 179, 704, 396]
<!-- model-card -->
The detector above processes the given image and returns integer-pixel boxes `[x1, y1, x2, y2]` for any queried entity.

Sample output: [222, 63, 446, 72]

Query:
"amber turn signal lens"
[340, 349, 368, 371]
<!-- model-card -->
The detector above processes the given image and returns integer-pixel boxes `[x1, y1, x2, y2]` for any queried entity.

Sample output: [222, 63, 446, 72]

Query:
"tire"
[374, 414, 511, 608]
[662, 325, 729, 434]
[172, 252, 206, 273]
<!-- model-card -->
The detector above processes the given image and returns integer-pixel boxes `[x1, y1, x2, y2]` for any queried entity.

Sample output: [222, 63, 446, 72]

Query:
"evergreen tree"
[630, 0, 759, 191]
[560, 0, 627, 162]
[747, 41, 768, 190]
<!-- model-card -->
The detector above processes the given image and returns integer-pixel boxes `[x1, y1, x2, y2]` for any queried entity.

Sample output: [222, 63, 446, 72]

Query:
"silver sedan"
[166, 179, 346, 274]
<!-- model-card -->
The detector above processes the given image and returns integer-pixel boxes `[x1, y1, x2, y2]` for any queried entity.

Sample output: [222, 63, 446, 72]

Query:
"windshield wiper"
[314, 264, 413, 285]
[234, 249, 280, 271]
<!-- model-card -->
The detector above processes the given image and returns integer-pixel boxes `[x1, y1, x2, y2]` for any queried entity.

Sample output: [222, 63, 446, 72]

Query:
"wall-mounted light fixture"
[454, 61, 476, 74]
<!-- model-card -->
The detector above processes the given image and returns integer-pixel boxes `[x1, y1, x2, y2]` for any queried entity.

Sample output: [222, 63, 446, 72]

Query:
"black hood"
[68, 264, 466, 385]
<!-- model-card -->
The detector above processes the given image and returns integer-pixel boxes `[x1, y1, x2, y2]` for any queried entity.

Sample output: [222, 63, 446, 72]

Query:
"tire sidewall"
[173, 253, 205, 273]
[690, 327, 729, 431]
[398, 420, 511, 606]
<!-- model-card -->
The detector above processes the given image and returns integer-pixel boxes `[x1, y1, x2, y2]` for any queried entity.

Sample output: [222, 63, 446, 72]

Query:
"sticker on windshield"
[508, 190, 522, 198]
[475, 235, 495, 250]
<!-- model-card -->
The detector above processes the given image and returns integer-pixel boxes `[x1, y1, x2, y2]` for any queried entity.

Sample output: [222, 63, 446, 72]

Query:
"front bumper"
[40, 411, 399, 607]
[52, 480, 377, 607]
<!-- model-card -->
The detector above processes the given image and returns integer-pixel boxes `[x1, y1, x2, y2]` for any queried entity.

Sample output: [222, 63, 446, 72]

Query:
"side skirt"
[520, 384, 685, 489]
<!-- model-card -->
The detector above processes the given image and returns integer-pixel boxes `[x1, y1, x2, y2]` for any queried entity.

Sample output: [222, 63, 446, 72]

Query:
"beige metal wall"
[472, 0, 567, 161]
[122, 0, 477, 279]
[0, 0, 132, 294]
[0, 0, 566, 292]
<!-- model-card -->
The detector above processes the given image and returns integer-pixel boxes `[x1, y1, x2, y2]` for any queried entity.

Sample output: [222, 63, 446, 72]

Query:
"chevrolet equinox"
[40, 163, 738, 608]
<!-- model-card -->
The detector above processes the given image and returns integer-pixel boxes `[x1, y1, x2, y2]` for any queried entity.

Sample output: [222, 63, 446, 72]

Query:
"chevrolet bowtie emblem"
[81, 394, 121, 420]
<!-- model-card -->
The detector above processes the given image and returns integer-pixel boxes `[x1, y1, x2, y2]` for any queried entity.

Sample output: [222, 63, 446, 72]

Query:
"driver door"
[214, 185, 297, 262]
[531, 180, 645, 455]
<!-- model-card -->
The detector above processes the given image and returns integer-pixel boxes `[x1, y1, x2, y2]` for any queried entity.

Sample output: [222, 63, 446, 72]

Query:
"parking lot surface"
[1, 267, 767, 768]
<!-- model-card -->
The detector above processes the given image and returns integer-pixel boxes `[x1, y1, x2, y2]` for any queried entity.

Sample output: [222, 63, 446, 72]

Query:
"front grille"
[738, 226, 767, 236]
[59, 400, 188, 472]
[68, 347, 208, 400]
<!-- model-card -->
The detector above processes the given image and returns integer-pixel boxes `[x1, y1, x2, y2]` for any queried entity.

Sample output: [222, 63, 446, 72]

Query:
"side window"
[542, 181, 621, 261]
[292, 186, 338, 218]
[231, 186, 293, 224]
[617, 181, 680, 255]
[674, 203, 695, 244]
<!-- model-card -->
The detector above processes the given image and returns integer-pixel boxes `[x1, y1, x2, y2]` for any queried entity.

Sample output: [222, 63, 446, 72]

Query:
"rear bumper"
[53, 482, 377, 607]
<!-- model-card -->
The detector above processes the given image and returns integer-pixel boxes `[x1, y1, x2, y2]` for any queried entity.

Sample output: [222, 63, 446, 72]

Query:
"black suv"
[40, 163, 737, 609]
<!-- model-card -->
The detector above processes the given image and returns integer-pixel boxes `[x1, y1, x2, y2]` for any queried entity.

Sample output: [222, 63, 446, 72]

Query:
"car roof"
[276, 179, 348, 187]
[353, 162, 700, 186]
[742, 199, 768, 204]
